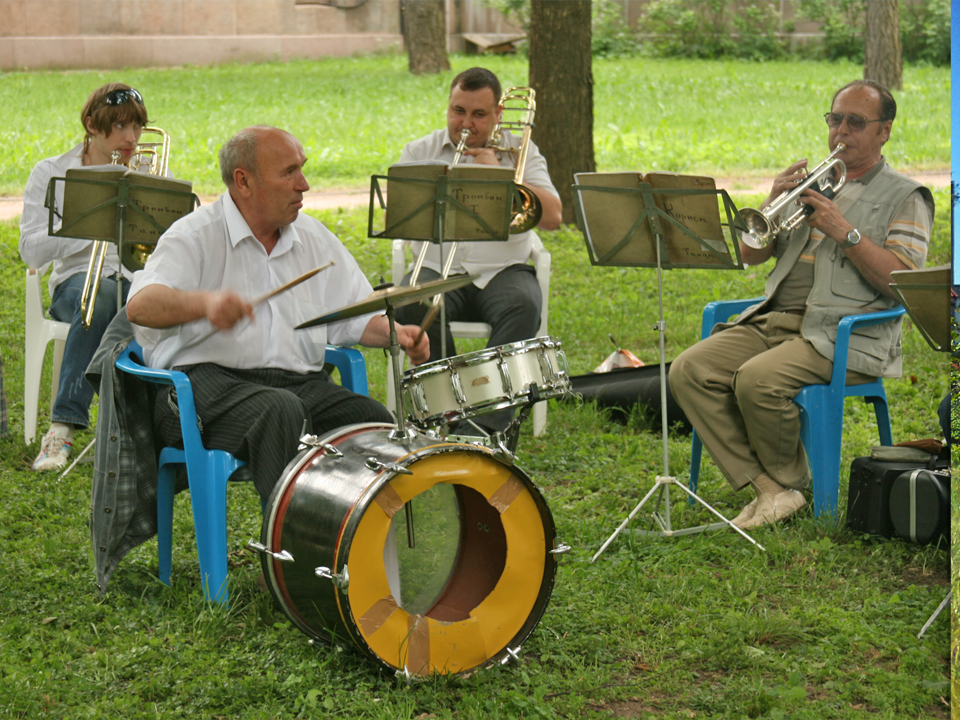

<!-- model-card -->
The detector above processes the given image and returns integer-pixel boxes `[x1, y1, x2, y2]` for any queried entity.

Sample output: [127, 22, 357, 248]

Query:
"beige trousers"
[669, 312, 875, 492]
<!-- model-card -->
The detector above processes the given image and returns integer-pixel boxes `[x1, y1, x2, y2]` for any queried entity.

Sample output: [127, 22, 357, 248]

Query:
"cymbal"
[296, 274, 478, 329]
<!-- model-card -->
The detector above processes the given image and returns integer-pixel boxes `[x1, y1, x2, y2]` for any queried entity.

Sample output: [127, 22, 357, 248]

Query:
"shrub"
[798, 0, 950, 66]
[638, 0, 786, 61]
[899, 0, 951, 65]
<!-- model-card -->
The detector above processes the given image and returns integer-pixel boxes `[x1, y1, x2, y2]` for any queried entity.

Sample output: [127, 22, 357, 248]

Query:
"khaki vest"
[725, 163, 934, 378]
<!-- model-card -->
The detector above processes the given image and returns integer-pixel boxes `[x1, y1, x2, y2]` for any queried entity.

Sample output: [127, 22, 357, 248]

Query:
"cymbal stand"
[385, 299, 419, 444]
[591, 232, 765, 561]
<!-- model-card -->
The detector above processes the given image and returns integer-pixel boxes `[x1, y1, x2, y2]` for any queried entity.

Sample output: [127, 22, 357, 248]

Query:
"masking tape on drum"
[358, 595, 400, 636]
[374, 483, 404, 518]
[488, 474, 524, 514]
[407, 615, 431, 675]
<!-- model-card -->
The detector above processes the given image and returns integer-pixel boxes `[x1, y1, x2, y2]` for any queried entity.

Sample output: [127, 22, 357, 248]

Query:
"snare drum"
[402, 336, 570, 429]
[258, 423, 560, 677]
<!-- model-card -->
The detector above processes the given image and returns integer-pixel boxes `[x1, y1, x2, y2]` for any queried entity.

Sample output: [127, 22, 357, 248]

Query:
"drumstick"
[415, 303, 440, 344]
[250, 261, 336, 306]
[183, 261, 337, 349]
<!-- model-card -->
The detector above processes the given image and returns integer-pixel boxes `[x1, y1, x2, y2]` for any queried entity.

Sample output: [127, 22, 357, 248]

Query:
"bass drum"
[259, 423, 560, 677]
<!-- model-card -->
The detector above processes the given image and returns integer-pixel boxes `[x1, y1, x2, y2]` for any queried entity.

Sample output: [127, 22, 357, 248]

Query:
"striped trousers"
[153, 363, 393, 501]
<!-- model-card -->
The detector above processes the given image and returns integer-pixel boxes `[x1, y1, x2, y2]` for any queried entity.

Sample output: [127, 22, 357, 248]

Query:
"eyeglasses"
[92, 88, 144, 112]
[823, 112, 884, 132]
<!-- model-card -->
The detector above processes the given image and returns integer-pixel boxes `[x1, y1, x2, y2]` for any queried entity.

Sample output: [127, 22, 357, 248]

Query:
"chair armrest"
[115, 339, 204, 454]
[701, 297, 765, 339]
[325, 345, 368, 396]
[830, 306, 906, 386]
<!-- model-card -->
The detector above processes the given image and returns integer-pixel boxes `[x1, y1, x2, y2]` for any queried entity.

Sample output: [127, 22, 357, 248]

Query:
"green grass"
[0, 56, 949, 196]
[0, 57, 951, 719]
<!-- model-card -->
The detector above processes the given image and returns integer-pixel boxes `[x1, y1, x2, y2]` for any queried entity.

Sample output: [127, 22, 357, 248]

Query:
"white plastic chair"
[386, 237, 552, 437]
[24, 268, 71, 445]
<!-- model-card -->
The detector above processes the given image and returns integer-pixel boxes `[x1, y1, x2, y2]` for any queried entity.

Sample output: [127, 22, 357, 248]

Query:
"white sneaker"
[32, 429, 73, 472]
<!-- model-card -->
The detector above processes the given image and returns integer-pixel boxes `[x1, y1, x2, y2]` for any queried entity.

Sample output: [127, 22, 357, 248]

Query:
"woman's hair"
[80, 83, 150, 152]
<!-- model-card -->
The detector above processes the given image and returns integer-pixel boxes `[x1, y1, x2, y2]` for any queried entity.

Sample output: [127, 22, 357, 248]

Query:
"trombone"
[737, 144, 847, 249]
[487, 86, 542, 234]
[78, 126, 170, 329]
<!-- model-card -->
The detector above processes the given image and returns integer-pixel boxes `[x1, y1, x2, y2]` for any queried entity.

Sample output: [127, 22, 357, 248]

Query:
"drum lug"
[246, 540, 294, 563]
[498, 646, 522, 666]
[450, 370, 467, 407]
[299, 434, 343, 458]
[555, 347, 571, 378]
[365, 457, 413, 475]
[537, 351, 556, 381]
[315, 565, 350, 590]
[550, 542, 572, 556]
[497, 359, 514, 398]
[409, 382, 428, 416]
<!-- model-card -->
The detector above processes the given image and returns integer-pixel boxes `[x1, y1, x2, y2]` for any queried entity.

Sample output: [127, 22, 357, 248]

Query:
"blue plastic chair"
[116, 339, 368, 606]
[688, 298, 903, 518]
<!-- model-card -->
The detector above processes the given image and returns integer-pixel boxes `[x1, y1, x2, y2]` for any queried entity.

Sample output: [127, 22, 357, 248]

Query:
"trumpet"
[737, 144, 847, 249]
[487, 86, 542, 234]
[79, 127, 169, 329]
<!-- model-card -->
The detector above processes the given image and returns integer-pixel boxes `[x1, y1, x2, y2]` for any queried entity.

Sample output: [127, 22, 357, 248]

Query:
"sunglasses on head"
[92, 88, 144, 112]
[823, 112, 884, 133]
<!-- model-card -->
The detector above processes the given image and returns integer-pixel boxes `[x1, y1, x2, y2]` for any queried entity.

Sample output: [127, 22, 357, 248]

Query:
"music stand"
[570, 171, 766, 559]
[368, 162, 517, 359]
[889, 265, 951, 352]
[46, 167, 198, 313]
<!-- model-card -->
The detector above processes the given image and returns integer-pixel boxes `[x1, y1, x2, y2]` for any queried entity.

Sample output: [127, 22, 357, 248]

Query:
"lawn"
[0, 55, 951, 719]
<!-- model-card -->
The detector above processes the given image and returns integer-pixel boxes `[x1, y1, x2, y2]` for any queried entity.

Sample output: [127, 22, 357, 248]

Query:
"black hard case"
[888, 468, 950, 545]
[846, 454, 948, 538]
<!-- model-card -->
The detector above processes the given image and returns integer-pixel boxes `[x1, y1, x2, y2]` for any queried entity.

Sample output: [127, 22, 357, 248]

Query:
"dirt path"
[1, 172, 949, 223]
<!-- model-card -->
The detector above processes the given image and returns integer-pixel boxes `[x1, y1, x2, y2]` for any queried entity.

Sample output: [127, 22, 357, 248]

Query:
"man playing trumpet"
[20, 83, 150, 471]
[669, 80, 934, 529]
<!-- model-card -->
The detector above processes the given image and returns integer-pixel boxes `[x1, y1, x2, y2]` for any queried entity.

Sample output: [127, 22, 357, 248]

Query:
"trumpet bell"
[736, 208, 776, 249]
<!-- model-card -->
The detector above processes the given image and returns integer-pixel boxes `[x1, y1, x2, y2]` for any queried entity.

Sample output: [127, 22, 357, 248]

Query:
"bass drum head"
[260, 424, 558, 677]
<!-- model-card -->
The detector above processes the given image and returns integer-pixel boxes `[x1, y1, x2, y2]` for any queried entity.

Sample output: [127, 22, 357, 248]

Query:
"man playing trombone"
[394, 67, 562, 438]
[20, 83, 150, 471]
[669, 80, 934, 530]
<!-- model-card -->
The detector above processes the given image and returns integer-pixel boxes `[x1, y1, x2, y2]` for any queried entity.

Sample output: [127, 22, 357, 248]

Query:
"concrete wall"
[0, 0, 405, 70]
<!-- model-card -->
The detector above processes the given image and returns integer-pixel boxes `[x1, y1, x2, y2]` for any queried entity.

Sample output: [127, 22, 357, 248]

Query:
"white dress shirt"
[129, 192, 376, 373]
[20, 144, 132, 295]
[398, 129, 558, 288]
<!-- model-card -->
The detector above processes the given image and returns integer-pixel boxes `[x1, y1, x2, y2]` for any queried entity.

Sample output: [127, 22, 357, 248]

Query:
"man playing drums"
[126, 126, 429, 502]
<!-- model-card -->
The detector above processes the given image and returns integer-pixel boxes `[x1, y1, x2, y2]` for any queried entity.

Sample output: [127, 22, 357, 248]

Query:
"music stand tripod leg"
[591, 231, 763, 559]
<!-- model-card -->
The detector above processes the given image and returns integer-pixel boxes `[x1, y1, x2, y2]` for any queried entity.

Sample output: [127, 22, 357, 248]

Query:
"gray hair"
[218, 127, 273, 186]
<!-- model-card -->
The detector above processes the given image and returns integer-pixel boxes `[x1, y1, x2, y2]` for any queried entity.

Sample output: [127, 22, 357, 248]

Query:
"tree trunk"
[528, 0, 595, 225]
[864, 0, 902, 91]
[402, 0, 450, 75]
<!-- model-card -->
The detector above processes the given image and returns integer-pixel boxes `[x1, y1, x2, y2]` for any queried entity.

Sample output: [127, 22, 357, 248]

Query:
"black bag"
[846, 450, 948, 539]
[563, 364, 691, 432]
[889, 468, 950, 545]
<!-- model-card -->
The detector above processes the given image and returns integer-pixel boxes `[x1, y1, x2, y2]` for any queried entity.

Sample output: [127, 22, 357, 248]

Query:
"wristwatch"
[841, 228, 861, 249]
